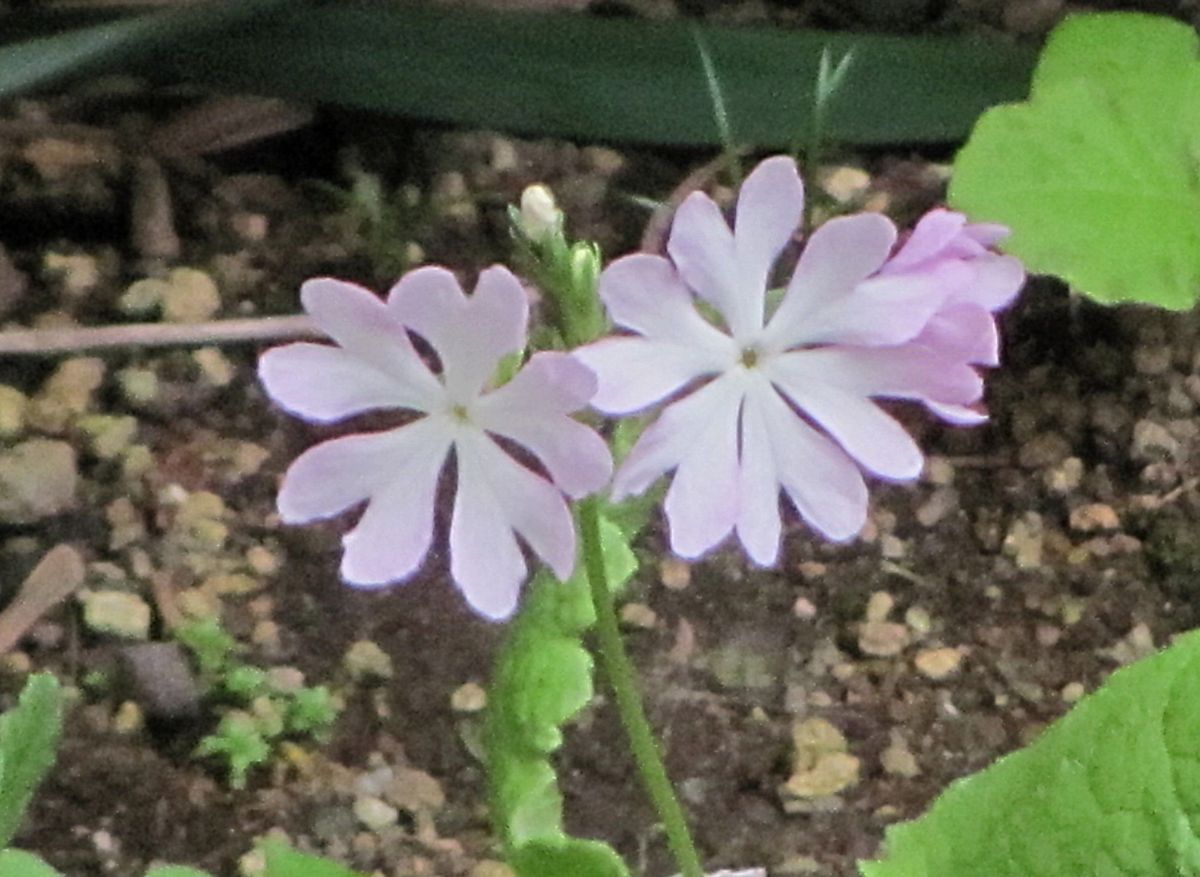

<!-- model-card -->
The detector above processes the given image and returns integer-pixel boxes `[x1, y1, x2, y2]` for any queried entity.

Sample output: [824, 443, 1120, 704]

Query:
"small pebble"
[865, 591, 895, 623]
[450, 681, 487, 713]
[792, 597, 817, 620]
[1003, 512, 1044, 570]
[781, 718, 860, 800]
[344, 640, 394, 682]
[619, 602, 657, 629]
[112, 700, 144, 734]
[0, 385, 28, 438]
[0, 439, 78, 523]
[1131, 419, 1180, 463]
[80, 590, 152, 640]
[353, 795, 399, 831]
[880, 731, 921, 778]
[1061, 681, 1085, 703]
[659, 557, 691, 590]
[858, 621, 909, 658]
[1068, 503, 1120, 533]
[914, 647, 962, 680]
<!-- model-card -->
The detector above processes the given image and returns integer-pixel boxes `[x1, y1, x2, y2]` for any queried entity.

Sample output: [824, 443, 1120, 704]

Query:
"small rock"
[117, 367, 159, 407]
[865, 590, 895, 623]
[880, 731, 921, 778]
[1131, 419, 1180, 463]
[0, 386, 28, 438]
[818, 166, 871, 204]
[659, 557, 691, 590]
[77, 414, 137, 460]
[120, 268, 221, 323]
[450, 681, 487, 713]
[80, 590, 152, 640]
[924, 456, 955, 486]
[43, 252, 100, 300]
[915, 487, 958, 527]
[781, 718, 860, 799]
[792, 597, 817, 620]
[1061, 681, 1085, 703]
[118, 641, 201, 720]
[619, 602, 657, 629]
[1068, 502, 1120, 533]
[105, 497, 145, 550]
[344, 640, 394, 682]
[1043, 456, 1084, 495]
[245, 545, 281, 576]
[1003, 512, 1044, 570]
[112, 700, 144, 734]
[353, 795, 399, 831]
[384, 765, 446, 815]
[0, 439, 78, 522]
[28, 357, 105, 431]
[1102, 622, 1155, 666]
[914, 647, 963, 680]
[193, 347, 235, 387]
[202, 573, 260, 596]
[1018, 431, 1072, 469]
[904, 606, 932, 636]
[858, 621, 909, 658]
[1133, 344, 1173, 376]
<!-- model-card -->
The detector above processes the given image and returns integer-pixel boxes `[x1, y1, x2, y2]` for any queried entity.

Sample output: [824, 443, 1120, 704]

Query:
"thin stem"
[578, 497, 704, 877]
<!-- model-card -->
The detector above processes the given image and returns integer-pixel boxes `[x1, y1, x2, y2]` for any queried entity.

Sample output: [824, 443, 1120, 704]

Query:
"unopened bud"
[518, 184, 563, 243]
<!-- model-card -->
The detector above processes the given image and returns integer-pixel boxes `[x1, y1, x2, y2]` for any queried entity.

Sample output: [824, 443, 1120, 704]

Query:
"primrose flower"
[259, 267, 612, 620]
[576, 156, 1023, 565]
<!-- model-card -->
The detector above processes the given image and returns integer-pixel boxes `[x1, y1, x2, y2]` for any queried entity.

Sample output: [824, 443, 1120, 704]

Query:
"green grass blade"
[148, 2, 1034, 147]
[0, 673, 62, 849]
[0, 0, 288, 101]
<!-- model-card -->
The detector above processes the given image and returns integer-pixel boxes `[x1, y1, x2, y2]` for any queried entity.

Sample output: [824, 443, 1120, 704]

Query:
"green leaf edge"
[858, 628, 1200, 877]
[486, 513, 638, 877]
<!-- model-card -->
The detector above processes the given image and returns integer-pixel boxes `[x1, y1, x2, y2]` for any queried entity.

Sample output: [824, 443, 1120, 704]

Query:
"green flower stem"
[578, 496, 704, 877]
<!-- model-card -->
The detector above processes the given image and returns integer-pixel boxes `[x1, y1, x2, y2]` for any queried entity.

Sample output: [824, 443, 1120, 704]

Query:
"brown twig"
[0, 314, 321, 356]
[0, 544, 85, 655]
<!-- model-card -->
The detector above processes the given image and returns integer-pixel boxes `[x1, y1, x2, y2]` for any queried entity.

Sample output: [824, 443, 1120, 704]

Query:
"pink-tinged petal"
[784, 260, 969, 348]
[763, 213, 897, 350]
[449, 439, 527, 620]
[478, 351, 596, 415]
[963, 222, 1010, 248]
[661, 374, 743, 559]
[882, 209, 967, 273]
[612, 371, 747, 501]
[667, 190, 753, 337]
[277, 420, 447, 524]
[598, 254, 736, 351]
[259, 343, 421, 422]
[755, 383, 868, 541]
[768, 347, 982, 407]
[340, 428, 451, 585]
[914, 304, 1000, 366]
[574, 336, 729, 415]
[733, 156, 804, 328]
[388, 265, 528, 401]
[926, 401, 988, 425]
[452, 431, 577, 615]
[947, 254, 1025, 312]
[734, 375, 782, 566]
[764, 358, 924, 480]
[475, 355, 612, 497]
[300, 279, 442, 407]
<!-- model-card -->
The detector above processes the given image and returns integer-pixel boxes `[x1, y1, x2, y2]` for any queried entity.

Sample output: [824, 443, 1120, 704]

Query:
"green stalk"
[578, 496, 704, 877]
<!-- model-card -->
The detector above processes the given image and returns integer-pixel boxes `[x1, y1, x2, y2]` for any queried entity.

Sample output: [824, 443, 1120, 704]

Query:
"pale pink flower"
[576, 156, 1023, 565]
[259, 267, 612, 620]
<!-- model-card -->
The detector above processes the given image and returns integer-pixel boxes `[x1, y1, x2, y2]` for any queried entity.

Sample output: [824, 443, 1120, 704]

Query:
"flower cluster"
[259, 156, 1023, 617]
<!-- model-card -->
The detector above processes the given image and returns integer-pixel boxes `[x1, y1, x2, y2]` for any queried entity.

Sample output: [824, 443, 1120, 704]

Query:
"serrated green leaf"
[487, 513, 636, 877]
[0, 849, 63, 877]
[949, 13, 1200, 309]
[144, 867, 214, 877]
[261, 839, 366, 877]
[0, 674, 62, 849]
[858, 629, 1200, 877]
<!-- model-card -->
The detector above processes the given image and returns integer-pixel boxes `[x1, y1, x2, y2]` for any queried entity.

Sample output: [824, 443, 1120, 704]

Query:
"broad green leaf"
[0, 849, 62, 877]
[0, 0, 288, 101]
[0, 674, 62, 849]
[949, 13, 1200, 309]
[261, 839, 366, 877]
[487, 514, 637, 877]
[858, 628, 1200, 876]
[4, 4, 1035, 148]
[144, 867, 214, 877]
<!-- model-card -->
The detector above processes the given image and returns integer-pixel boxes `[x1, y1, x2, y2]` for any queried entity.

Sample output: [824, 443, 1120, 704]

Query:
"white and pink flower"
[259, 266, 612, 620]
[576, 156, 1024, 565]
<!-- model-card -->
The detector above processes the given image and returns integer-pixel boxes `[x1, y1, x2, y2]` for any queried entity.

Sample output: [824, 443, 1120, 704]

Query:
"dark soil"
[4, 7, 1200, 877]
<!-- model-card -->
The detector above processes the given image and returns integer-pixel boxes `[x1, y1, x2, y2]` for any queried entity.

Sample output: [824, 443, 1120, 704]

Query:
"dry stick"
[0, 314, 321, 356]
[0, 544, 86, 655]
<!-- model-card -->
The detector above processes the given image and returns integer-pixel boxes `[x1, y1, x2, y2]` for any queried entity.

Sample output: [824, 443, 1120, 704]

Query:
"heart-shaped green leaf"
[949, 13, 1200, 309]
